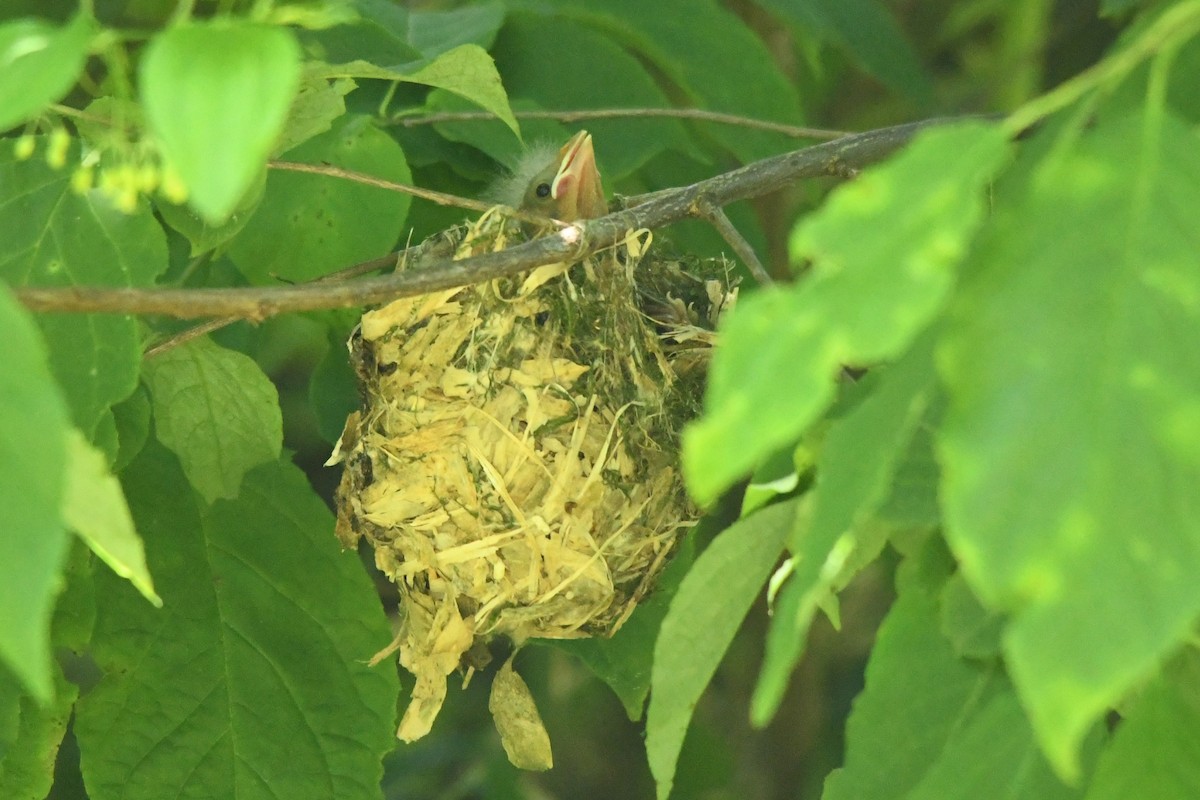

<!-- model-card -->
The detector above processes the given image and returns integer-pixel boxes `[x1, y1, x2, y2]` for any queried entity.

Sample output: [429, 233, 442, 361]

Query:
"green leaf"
[823, 547, 1006, 800]
[751, 331, 936, 725]
[0, 287, 70, 702]
[272, 70, 356, 157]
[0, 666, 77, 800]
[753, 0, 933, 103]
[530, 0, 803, 162]
[110, 385, 151, 472]
[1084, 649, 1200, 800]
[140, 20, 301, 223]
[876, 398, 943, 528]
[684, 122, 1010, 504]
[311, 44, 519, 138]
[228, 115, 410, 283]
[491, 14, 690, 178]
[0, 140, 168, 435]
[1099, 0, 1142, 16]
[309, 333, 359, 445]
[905, 689, 1091, 800]
[408, 2, 505, 56]
[142, 337, 282, 503]
[62, 429, 160, 607]
[646, 499, 793, 800]
[548, 534, 695, 720]
[155, 168, 266, 256]
[939, 572, 1004, 661]
[0, 13, 93, 131]
[75, 447, 399, 800]
[938, 111, 1200, 780]
[296, 0, 420, 66]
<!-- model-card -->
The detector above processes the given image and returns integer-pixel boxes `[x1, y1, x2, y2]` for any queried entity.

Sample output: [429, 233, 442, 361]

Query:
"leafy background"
[1, 1, 1199, 799]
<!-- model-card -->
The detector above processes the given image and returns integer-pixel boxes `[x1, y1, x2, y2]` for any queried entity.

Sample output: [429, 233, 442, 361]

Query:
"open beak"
[551, 131, 607, 220]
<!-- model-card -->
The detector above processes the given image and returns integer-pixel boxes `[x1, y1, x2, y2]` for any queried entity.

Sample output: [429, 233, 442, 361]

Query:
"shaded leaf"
[1084, 649, 1200, 800]
[75, 447, 399, 800]
[647, 499, 793, 800]
[753, 0, 933, 103]
[531, 0, 803, 162]
[939, 572, 1003, 661]
[0, 141, 168, 434]
[824, 545, 1007, 800]
[408, 2, 505, 56]
[492, 13, 689, 179]
[142, 337, 282, 503]
[0, 667, 77, 800]
[751, 331, 936, 725]
[228, 115, 410, 283]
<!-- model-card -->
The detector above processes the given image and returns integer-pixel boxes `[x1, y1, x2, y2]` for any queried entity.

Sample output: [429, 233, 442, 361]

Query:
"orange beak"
[551, 131, 607, 220]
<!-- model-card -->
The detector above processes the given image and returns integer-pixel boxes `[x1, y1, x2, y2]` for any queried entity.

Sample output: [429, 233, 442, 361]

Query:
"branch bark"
[14, 117, 964, 320]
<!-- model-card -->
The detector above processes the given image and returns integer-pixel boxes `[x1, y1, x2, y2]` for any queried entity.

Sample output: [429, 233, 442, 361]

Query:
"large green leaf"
[228, 115, 410, 283]
[140, 20, 302, 223]
[0, 13, 94, 131]
[142, 338, 282, 504]
[490, 13, 690, 179]
[938, 111, 1200, 779]
[824, 544, 1083, 800]
[751, 331, 937, 725]
[408, 2, 505, 57]
[646, 499, 793, 800]
[1084, 649, 1200, 800]
[753, 0, 933, 103]
[75, 447, 399, 800]
[527, 0, 803, 162]
[683, 122, 1010, 504]
[0, 141, 168, 435]
[0, 288, 70, 702]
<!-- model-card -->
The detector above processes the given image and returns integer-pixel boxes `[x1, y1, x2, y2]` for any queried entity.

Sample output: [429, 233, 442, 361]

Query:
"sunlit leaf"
[684, 122, 1010, 503]
[140, 20, 301, 223]
[0, 288, 70, 702]
[939, 111, 1200, 779]
[62, 429, 160, 607]
[0, 13, 93, 131]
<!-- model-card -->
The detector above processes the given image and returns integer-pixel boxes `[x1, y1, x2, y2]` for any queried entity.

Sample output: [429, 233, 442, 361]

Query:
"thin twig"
[16, 118, 967, 320]
[269, 160, 492, 212]
[693, 196, 773, 285]
[268, 160, 560, 229]
[391, 107, 848, 140]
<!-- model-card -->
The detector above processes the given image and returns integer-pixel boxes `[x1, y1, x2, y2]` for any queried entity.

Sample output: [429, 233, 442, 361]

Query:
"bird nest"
[328, 209, 737, 744]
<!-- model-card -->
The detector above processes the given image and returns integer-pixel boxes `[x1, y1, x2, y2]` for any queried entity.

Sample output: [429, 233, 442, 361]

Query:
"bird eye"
[535, 182, 551, 198]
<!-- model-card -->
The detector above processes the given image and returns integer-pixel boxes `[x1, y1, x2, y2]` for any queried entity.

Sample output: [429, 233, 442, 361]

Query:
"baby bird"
[488, 130, 608, 222]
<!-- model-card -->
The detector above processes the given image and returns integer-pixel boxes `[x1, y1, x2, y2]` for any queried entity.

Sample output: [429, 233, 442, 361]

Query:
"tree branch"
[14, 117, 962, 320]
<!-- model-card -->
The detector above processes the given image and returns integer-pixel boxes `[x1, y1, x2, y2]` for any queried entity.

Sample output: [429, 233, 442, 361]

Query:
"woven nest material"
[329, 210, 737, 743]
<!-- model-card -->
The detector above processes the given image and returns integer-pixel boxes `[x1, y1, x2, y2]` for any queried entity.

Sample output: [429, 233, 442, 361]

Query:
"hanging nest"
[328, 209, 737, 744]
